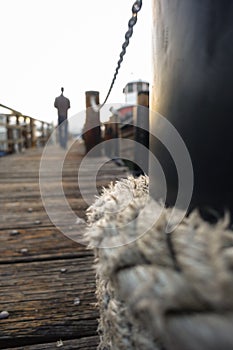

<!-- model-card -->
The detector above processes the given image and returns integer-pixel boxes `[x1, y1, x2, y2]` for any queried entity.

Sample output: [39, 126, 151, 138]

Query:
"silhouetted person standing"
[54, 87, 70, 149]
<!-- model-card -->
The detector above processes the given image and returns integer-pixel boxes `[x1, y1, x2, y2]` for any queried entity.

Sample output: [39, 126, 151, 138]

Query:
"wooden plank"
[0, 227, 93, 263]
[0, 199, 88, 229]
[0, 142, 128, 348]
[4, 336, 99, 349]
[0, 177, 126, 198]
[0, 259, 98, 348]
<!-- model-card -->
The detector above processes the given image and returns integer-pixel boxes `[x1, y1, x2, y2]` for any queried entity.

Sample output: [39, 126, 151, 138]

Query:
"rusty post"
[84, 91, 101, 155]
[133, 90, 149, 175]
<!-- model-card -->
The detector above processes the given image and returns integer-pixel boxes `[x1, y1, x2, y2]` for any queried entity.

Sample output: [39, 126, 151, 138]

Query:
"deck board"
[4, 336, 99, 350]
[0, 141, 128, 349]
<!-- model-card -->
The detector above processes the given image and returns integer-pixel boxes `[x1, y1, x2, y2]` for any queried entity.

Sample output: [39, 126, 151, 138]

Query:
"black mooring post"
[150, 0, 233, 220]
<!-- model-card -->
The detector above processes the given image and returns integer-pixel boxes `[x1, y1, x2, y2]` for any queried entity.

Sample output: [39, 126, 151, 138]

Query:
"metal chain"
[91, 0, 143, 112]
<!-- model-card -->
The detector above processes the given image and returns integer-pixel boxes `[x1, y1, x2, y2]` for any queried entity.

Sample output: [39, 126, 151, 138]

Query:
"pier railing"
[0, 103, 53, 155]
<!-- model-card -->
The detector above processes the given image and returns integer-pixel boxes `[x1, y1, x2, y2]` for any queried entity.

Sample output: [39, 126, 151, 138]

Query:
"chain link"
[91, 0, 143, 112]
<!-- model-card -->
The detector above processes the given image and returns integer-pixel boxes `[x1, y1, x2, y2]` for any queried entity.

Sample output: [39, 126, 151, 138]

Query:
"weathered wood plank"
[0, 142, 128, 348]
[0, 208, 88, 230]
[0, 259, 98, 348]
[4, 335, 99, 350]
[0, 227, 93, 263]
[0, 179, 125, 199]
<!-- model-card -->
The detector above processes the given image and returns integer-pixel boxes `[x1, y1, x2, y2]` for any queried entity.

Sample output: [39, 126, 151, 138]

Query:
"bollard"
[150, 0, 233, 219]
[133, 90, 149, 175]
[84, 91, 101, 155]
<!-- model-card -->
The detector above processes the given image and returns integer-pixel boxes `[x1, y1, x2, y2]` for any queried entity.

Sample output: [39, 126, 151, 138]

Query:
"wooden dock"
[0, 141, 128, 349]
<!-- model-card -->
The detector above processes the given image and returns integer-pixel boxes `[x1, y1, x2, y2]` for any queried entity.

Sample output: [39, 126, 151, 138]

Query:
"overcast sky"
[0, 0, 152, 128]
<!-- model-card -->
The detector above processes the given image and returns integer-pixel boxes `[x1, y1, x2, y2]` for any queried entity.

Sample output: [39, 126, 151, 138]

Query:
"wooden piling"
[6, 115, 14, 154]
[30, 118, 36, 148]
[16, 115, 23, 152]
[84, 91, 101, 155]
[133, 90, 149, 175]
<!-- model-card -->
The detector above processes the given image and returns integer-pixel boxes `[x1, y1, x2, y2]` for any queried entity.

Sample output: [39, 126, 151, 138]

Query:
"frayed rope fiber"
[85, 175, 233, 350]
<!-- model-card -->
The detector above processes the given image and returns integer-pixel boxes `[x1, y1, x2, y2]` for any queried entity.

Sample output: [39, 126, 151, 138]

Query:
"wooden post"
[6, 116, 14, 154]
[16, 115, 22, 152]
[133, 90, 149, 175]
[84, 91, 101, 155]
[23, 116, 29, 148]
[46, 123, 51, 143]
[30, 118, 36, 148]
[104, 111, 120, 159]
[41, 122, 45, 146]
